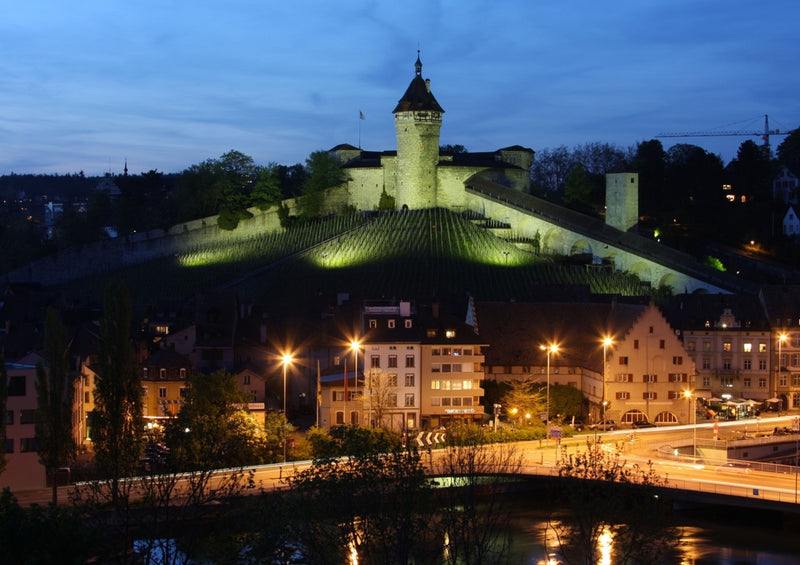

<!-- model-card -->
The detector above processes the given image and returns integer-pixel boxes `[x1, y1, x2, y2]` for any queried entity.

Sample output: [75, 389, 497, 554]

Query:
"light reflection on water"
[135, 508, 800, 564]
[508, 508, 800, 565]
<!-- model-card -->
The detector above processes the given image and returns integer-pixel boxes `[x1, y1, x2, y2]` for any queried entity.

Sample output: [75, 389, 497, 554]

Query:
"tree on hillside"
[631, 139, 667, 221]
[115, 169, 177, 233]
[530, 145, 575, 196]
[297, 150, 345, 220]
[377, 187, 396, 212]
[777, 126, 800, 164]
[35, 307, 77, 505]
[724, 140, 776, 241]
[728, 140, 774, 203]
[57, 191, 109, 247]
[90, 281, 143, 506]
[664, 144, 725, 227]
[563, 163, 594, 214]
[572, 142, 630, 177]
[440, 144, 467, 155]
[250, 163, 282, 211]
[176, 150, 269, 227]
[275, 163, 306, 199]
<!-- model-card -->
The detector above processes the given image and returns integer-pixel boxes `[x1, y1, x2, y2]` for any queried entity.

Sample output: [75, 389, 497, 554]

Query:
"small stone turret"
[605, 172, 639, 232]
[393, 53, 444, 209]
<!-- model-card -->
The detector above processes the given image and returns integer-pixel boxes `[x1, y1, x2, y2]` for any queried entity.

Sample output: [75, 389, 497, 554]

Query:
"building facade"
[318, 300, 486, 431]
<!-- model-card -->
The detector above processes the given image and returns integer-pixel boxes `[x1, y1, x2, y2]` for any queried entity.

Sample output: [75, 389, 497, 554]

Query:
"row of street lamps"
[280, 340, 361, 460]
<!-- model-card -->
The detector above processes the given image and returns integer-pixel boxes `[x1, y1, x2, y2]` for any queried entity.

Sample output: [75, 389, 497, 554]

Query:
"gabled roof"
[142, 347, 192, 369]
[661, 293, 769, 332]
[393, 54, 444, 114]
[476, 300, 648, 372]
[759, 285, 800, 320]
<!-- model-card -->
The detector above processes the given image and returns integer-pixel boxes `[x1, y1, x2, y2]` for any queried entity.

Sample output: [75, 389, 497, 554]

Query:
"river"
[505, 505, 800, 564]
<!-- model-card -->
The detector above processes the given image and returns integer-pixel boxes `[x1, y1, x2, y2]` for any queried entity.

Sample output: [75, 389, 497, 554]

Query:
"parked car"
[631, 420, 656, 429]
[570, 419, 585, 431]
[589, 420, 617, 431]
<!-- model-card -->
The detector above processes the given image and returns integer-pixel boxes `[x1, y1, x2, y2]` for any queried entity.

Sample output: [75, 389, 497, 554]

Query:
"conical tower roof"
[393, 53, 444, 114]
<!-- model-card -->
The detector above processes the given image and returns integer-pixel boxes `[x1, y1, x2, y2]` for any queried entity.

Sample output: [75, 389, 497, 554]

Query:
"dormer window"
[405, 319, 413, 328]
[445, 330, 456, 339]
[388, 319, 396, 328]
[369, 319, 377, 328]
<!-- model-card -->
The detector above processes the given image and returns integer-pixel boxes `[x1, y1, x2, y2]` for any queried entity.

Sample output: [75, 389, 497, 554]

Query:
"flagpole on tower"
[358, 110, 364, 148]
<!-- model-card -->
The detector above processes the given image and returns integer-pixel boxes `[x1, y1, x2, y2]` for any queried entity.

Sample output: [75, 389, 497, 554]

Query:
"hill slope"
[58, 208, 653, 310]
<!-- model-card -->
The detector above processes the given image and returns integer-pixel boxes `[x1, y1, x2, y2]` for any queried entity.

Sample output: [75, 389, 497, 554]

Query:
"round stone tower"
[393, 53, 444, 210]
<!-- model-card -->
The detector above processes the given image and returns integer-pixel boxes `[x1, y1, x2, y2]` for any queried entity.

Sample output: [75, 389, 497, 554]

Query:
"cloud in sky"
[1, 0, 798, 176]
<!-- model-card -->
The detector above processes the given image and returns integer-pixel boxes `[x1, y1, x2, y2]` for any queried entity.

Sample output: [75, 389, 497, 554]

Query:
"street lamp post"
[540, 344, 559, 427]
[282, 353, 293, 462]
[602, 337, 612, 424]
[684, 389, 695, 458]
[777, 333, 787, 403]
[351, 340, 360, 425]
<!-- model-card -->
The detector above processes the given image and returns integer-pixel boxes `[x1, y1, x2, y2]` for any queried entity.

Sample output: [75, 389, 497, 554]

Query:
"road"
[11, 414, 800, 508]
[516, 413, 800, 507]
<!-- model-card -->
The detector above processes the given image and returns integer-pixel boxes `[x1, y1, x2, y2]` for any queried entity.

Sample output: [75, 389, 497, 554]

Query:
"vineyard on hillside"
[62, 208, 653, 308]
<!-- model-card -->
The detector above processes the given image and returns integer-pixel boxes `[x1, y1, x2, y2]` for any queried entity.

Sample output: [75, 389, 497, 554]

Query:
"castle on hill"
[330, 54, 535, 213]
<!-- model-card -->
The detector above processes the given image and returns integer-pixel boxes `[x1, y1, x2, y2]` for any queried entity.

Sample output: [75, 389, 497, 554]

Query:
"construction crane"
[656, 114, 793, 148]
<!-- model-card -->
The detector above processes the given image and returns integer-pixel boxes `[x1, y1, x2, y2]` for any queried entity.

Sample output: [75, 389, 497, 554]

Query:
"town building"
[140, 347, 193, 420]
[759, 285, 800, 410]
[782, 206, 799, 238]
[317, 300, 486, 431]
[773, 164, 799, 206]
[3, 355, 47, 490]
[477, 300, 697, 426]
[662, 293, 771, 419]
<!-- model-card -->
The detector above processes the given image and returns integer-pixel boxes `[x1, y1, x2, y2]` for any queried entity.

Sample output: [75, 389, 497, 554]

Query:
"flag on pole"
[359, 111, 365, 120]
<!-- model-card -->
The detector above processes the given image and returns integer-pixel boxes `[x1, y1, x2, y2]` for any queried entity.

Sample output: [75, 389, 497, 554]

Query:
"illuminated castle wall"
[332, 54, 534, 212]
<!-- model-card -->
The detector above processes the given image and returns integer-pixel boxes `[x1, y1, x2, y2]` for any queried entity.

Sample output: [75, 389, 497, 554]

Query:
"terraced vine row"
[63, 208, 652, 307]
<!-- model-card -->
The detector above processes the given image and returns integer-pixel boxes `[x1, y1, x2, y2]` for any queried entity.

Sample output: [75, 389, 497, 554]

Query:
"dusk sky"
[2, 1, 798, 177]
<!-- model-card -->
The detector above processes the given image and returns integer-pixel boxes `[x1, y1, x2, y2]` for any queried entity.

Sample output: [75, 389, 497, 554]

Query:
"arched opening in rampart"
[540, 228, 563, 255]
[569, 238, 593, 258]
[628, 261, 652, 284]
[657, 272, 682, 293]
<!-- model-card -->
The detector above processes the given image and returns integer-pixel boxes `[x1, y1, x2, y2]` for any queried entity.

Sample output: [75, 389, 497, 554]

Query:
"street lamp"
[602, 337, 612, 425]
[282, 353, 293, 462]
[351, 340, 360, 425]
[684, 389, 695, 458]
[777, 333, 787, 401]
[540, 344, 559, 427]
